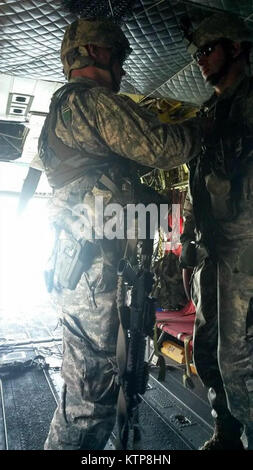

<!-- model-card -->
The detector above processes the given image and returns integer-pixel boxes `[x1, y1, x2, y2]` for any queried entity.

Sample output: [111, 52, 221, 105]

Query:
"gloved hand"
[179, 240, 197, 269]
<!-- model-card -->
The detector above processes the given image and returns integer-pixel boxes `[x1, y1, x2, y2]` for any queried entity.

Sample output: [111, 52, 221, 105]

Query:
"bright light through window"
[0, 196, 54, 322]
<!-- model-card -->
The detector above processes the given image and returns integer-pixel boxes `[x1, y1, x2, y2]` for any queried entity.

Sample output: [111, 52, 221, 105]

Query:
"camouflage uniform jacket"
[38, 77, 203, 235]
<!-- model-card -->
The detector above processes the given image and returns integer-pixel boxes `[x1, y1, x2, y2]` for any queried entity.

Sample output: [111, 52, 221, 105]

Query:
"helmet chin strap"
[93, 54, 121, 92]
[109, 65, 120, 93]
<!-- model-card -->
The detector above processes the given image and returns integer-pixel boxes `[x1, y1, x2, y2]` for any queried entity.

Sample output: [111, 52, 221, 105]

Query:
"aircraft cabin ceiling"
[0, 0, 253, 107]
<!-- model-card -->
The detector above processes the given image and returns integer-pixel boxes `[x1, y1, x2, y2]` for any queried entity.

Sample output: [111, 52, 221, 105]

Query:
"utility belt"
[45, 170, 161, 293]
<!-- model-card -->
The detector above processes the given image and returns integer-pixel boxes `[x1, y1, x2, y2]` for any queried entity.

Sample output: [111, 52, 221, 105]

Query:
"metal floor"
[0, 299, 213, 451]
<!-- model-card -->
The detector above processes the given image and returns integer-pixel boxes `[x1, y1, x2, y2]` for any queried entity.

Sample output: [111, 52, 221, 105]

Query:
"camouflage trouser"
[192, 242, 253, 426]
[45, 239, 131, 450]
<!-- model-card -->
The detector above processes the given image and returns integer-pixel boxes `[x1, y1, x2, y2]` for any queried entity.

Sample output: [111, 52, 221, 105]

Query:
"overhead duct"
[6, 93, 34, 118]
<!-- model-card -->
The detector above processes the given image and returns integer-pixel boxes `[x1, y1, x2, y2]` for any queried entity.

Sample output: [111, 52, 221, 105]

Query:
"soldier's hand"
[179, 240, 197, 269]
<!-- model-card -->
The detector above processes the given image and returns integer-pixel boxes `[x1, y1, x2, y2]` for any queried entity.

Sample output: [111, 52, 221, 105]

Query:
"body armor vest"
[38, 81, 119, 190]
[38, 80, 161, 210]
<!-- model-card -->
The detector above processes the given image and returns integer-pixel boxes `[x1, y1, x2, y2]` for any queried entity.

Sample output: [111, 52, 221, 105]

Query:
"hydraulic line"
[42, 370, 59, 405]
[0, 379, 8, 450]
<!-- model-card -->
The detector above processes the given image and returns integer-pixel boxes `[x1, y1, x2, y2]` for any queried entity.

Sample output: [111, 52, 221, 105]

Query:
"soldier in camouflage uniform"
[180, 13, 253, 450]
[38, 18, 205, 450]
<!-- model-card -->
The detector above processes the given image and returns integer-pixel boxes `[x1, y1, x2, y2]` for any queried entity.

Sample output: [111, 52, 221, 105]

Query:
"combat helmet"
[187, 12, 253, 55]
[61, 18, 132, 79]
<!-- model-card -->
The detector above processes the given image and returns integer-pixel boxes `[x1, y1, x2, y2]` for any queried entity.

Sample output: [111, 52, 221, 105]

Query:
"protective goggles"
[193, 40, 220, 62]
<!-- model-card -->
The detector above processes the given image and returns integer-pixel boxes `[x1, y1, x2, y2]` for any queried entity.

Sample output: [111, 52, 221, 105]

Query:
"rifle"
[116, 257, 156, 449]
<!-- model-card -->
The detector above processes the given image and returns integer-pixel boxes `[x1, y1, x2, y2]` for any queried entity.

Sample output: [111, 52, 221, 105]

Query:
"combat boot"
[200, 415, 244, 450]
[245, 424, 253, 450]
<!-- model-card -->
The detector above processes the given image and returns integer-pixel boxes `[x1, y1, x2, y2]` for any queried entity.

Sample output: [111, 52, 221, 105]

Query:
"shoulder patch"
[62, 104, 72, 124]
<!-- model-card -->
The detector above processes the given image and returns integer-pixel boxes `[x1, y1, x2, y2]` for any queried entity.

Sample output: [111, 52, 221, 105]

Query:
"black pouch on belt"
[57, 236, 99, 290]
